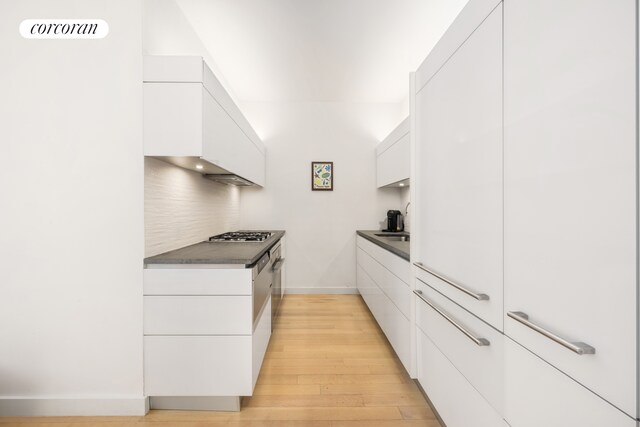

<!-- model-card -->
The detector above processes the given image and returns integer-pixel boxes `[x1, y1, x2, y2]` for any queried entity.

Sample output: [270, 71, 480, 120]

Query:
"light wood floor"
[0, 294, 440, 427]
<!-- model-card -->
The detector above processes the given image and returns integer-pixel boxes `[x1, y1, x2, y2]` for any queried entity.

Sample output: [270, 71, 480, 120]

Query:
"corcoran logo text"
[19, 19, 109, 39]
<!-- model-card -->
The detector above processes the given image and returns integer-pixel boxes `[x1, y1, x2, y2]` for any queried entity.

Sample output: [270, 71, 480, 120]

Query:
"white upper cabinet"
[377, 117, 410, 188]
[414, 1, 503, 330]
[503, 0, 637, 417]
[143, 56, 266, 187]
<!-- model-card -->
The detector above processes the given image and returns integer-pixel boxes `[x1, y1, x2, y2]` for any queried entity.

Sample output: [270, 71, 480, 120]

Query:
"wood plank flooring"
[0, 294, 440, 427]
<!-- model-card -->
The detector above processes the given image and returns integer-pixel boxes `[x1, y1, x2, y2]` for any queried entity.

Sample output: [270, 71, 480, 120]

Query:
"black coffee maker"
[384, 210, 404, 232]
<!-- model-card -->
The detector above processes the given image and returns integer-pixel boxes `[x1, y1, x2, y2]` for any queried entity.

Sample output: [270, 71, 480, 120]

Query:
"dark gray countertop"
[144, 230, 286, 267]
[356, 230, 410, 261]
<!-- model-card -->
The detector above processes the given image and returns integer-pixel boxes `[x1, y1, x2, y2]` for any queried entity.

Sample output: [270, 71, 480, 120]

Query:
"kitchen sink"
[375, 233, 410, 242]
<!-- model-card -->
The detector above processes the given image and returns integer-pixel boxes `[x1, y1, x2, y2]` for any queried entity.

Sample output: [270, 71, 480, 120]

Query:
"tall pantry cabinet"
[412, 0, 638, 426]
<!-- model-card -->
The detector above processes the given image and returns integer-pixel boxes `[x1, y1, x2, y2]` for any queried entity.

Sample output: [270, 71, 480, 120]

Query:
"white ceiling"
[176, 0, 468, 104]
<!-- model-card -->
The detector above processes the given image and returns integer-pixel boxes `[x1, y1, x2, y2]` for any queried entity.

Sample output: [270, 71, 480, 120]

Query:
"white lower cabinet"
[417, 328, 503, 427]
[143, 266, 271, 398]
[415, 279, 503, 415]
[357, 264, 411, 372]
[144, 297, 271, 397]
[356, 236, 411, 374]
[504, 338, 635, 427]
[144, 335, 252, 396]
[251, 298, 272, 388]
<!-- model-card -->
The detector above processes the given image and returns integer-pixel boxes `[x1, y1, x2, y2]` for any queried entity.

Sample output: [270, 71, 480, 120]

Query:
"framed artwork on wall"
[311, 161, 333, 191]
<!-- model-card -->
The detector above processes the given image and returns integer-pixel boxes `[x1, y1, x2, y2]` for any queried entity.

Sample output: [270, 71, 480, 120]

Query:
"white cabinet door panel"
[504, 338, 635, 427]
[417, 329, 503, 427]
[144, 335, 252, 396]
[416, 5, 503, 330]
[377, 133, 410, 187]
[144, 296, 252, 335]
[202, 87, 265, 186]
[415, 279, 503, 415]
[357, 248, 411, 319]
[143, 83, 202, 156]
[357, 236, 410, 285]
[504, 0, 637, 416]
[252, 297, 271, 389]
[356, 263, 411, 373]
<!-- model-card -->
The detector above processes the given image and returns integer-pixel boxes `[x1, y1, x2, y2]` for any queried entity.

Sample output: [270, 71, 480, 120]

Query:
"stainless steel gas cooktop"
[208, 231, 273, 243]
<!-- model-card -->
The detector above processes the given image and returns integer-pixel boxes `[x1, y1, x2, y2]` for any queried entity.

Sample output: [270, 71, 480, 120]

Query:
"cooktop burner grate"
[208, 231, 273, 243]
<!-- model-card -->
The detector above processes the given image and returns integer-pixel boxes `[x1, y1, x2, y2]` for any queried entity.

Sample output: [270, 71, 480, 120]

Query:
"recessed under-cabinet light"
[399, 183, 405, 187]
[196, 164, 204, 170]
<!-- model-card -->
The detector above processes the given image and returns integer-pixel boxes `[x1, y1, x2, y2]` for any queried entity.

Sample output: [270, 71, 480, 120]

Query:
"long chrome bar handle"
[414, 290, 490, 347]
[414, 262, 489, 301]
[507, 311, 595, 355]
[272, 258, 285, 272]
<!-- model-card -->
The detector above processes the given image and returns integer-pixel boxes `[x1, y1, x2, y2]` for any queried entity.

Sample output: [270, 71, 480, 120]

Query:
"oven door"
[252, 252, 272, 329]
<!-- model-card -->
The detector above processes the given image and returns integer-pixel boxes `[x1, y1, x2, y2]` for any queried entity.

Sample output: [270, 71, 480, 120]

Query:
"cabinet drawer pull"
[414, 290, 490, 347]
[272, 258, 285, 272]
[507, 311, 596, 355]
[414, 262, 489, 301]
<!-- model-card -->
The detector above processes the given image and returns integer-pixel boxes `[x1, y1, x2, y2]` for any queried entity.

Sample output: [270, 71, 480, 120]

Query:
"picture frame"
[311, 161, 333, 191]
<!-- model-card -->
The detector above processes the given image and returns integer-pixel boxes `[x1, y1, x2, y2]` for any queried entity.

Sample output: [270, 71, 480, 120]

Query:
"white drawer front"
[144, 296, 252, 335]
[415, 279, 503, 414]
[144, 268, 252, 295]
[357, 236, 410, 284]
[417, 329, 503, 427]
[357, 247, 411, 319]
[252, 297, 272, 389]
[415, 265, 502, 331]
[504, 338, 635, 427]
[357, 265, 388, 329]
[144, 335, 252, 396]
[356, 265, 411, 373]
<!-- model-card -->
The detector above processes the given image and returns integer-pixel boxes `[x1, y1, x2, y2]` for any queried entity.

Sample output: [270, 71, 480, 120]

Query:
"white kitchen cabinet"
[414, 2, 503, 330]
[144, 335, 252, 396]
[504, 338, 636, 427]
[377, 117, 410, 188]
[358, 248, 411, 320]
[358, 236, 410, 285]
[503, 0, 637, 417]
[143, 56, 265, 186]
[356, 236, 411, 374]
[415, 279, 503, 415]
[413, 0, 638, 424]
[143, 265, 271, 400]
[417, 328, 503, 427]
[144, 298, 271, 397]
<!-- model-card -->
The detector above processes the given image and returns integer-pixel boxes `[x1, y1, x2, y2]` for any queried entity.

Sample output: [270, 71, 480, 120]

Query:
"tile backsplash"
[145, 157, 240, 257]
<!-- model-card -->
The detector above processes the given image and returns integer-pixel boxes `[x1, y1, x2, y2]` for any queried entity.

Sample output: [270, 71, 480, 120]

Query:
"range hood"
[203, 174, 254, 186]
[150, 156, 258, 187]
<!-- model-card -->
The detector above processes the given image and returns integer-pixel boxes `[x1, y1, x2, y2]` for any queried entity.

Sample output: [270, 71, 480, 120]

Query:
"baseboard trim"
[285, 287, 359, 295]
[414, 380, 447, 427]
[0, 396, 149, 416]
[150, 396, 240, 411]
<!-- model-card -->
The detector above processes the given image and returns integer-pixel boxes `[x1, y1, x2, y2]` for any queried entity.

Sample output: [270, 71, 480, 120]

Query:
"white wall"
[143, 0, 237, 102]
[0, 0, 145, 416]
[240, 101, 406, 293]
[145, 158, 240, 257]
